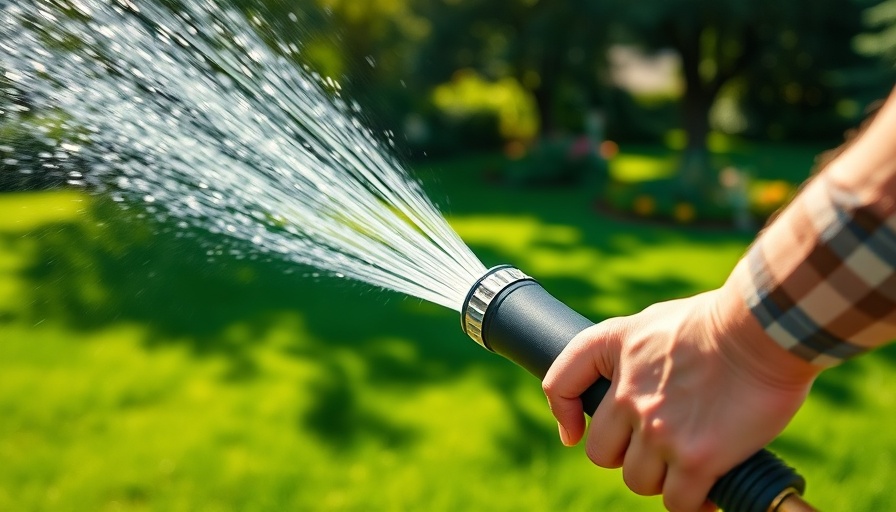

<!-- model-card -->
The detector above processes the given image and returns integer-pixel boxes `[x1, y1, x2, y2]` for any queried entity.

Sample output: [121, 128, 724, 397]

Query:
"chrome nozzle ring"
[461, 265, 534, 349]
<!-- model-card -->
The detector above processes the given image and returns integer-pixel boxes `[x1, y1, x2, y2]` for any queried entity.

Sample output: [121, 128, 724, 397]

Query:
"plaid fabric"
[742, 175, 896, 367]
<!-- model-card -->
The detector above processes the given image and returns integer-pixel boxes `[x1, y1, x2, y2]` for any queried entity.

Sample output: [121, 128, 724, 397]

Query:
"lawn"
[2, 147, 895, 511]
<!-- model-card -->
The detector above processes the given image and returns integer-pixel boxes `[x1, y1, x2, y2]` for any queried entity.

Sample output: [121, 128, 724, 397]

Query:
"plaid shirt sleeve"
[740, 174, 896, 367]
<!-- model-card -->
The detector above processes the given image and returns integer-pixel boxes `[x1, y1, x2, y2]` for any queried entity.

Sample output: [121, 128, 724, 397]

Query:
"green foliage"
[856, 0, 896, 64]
[431, 71, 539, 141]
[414, 0, 610, 137]
[417, 70, 540, 155]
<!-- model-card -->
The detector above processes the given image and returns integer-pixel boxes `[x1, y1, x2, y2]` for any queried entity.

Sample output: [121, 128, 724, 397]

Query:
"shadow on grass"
[3, 163, 860, 457]
[301, 360, 421, 451]
[1, 196, 563, 451]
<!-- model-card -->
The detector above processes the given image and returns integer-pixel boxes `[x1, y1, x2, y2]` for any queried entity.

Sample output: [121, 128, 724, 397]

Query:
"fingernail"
[558, 423, 572, 446]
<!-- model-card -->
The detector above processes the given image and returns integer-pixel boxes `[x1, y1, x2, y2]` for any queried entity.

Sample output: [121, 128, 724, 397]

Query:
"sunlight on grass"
[451, 214, 745, 316]
[2, 186, 895, 511]
[0, 190, 87, 232]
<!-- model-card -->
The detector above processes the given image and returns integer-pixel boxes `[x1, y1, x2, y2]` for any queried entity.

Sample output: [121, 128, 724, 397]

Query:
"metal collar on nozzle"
[461, 265, 534, 350]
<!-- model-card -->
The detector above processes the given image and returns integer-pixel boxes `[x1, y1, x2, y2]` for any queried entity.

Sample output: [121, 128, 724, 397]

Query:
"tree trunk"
[671, 21, 757, 192]
[679, 84, 713, 190]
[533, 82, 556, 137]
[675, 26, 715, 193]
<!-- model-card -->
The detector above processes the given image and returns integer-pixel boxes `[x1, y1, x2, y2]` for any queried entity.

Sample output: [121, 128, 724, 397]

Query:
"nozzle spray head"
[461, 265, 534, 350]
[460, 264, 596, 382]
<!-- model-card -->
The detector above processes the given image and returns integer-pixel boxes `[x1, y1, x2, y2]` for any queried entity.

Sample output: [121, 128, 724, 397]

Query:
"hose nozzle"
[460, 265, 812, 512]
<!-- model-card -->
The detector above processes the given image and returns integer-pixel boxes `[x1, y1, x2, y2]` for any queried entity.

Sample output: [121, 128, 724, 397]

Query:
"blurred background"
[3, 0, 896, 510]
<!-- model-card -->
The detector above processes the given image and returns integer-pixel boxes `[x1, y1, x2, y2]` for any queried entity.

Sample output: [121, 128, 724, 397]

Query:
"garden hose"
[462, 265, 816, 512]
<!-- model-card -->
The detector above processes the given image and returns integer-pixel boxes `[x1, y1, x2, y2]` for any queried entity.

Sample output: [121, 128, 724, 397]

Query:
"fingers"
[621, 435, 666, 496]
[662, 467, 719, 512]
[585, 391, 630, 468]
[542, 321, 622, 445]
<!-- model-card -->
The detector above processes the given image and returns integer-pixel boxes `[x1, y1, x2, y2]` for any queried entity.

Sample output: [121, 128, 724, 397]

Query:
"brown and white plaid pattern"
[742, 175, 896, 367]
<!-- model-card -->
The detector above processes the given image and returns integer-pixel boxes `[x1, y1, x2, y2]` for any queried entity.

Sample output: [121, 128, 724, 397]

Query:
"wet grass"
[1, 148, 894, 511]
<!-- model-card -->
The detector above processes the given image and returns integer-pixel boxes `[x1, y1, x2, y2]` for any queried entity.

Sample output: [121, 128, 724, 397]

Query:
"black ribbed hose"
[464, 269, 806, 512]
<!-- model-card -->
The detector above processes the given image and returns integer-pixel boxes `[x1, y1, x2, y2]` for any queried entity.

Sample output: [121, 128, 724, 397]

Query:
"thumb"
[542, 320, 622, 446]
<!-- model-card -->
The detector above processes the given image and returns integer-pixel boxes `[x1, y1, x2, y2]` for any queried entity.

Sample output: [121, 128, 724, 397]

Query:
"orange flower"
[758, 181, 792, 206]
[504, 141, 527, 160]
[633, 195, 655, 216]
[674, 202, 696, 223]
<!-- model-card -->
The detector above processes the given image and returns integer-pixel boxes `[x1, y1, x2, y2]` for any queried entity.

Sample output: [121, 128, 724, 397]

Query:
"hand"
[542, 286, 820, 512]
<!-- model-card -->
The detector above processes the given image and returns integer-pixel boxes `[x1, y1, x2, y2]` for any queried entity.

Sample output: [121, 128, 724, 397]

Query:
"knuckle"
[541, 378, 557, 397]
[675, 442, 714, 473]
[612, 389, 637, 412]
[641, 416, 672, 446]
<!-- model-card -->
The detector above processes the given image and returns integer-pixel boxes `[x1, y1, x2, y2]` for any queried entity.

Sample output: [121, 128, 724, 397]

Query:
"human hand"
[542, 286, 820, 512]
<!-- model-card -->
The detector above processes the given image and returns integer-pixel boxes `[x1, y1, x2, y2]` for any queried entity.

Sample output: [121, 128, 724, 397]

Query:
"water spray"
[2, 1, 818, 510]
[462, 266, 815, 512]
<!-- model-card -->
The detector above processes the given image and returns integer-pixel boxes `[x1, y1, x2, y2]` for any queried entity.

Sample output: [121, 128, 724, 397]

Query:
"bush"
[499, 136, 609, 187]
[600, 174, 796, 229]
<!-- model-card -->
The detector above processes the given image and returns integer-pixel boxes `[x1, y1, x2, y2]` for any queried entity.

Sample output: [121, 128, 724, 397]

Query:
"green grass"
[1, 149, 894, 511]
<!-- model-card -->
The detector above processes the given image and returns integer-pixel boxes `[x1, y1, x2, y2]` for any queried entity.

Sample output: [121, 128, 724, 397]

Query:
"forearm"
[726, 88, 896, 369]
[825, 87, 896, 204]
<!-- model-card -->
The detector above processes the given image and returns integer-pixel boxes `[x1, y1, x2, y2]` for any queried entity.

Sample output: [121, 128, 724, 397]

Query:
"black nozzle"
[463, 269, 807, 512]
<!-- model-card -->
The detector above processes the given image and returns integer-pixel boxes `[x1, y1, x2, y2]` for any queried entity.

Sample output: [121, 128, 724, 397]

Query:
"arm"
[542, 87, 896, 512]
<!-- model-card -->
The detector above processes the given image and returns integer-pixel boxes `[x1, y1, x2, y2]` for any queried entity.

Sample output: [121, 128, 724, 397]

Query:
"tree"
[414, 0, 610, 138]
[605, 0, 884, 186]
